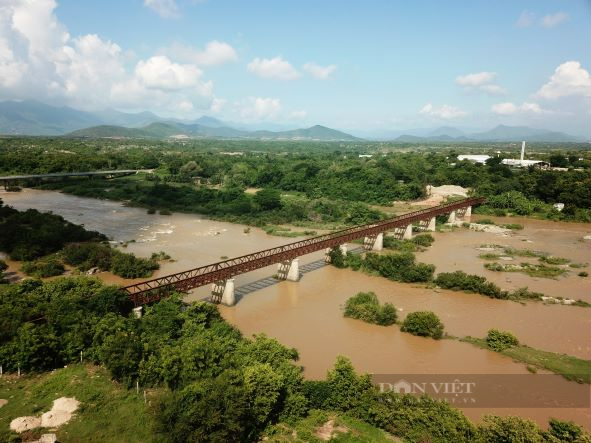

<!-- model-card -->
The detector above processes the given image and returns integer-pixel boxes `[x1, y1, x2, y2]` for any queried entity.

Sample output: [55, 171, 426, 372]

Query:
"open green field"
[0, 364, 156, 443]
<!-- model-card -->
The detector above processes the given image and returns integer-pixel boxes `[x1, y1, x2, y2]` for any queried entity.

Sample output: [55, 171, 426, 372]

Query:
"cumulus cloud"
[0, 0, 215, 115]
[455, 71, 506, 95]
[143, 0, 179, 18]
[419, 103, 467, 119]
[303, 62, 336, 80]
[541, 12, 569, 28]
[516, 10, 569, 29]
[166, 40, 238, 66]
[491, 102, 547, 115]
[290, 110, 307, 119]
[135, 56, 205, 91]
[237, 97, 282, 120]
[516, 10, 535, 28]
[210, 97, 227, 114]
[537, 61, 591, 99]
[247, 56, 300, 80]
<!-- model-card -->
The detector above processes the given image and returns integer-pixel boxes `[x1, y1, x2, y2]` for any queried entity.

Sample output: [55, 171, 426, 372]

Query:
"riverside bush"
[343, 292, 397, 326]
[62, 243, 159, 278]
[400, 311, 444, 339]
[21, 258, 65, 278]
[434, 271, 505, 299]
[486, 329, 519, 351]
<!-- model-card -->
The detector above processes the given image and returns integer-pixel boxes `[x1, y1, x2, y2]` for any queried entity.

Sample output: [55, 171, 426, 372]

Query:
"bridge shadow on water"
[229, 246, 363, 304]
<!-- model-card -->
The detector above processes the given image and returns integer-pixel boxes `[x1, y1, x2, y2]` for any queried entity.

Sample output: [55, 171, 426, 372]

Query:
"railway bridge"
[0, 170, 152, 189]
[123, 196, 484, 309]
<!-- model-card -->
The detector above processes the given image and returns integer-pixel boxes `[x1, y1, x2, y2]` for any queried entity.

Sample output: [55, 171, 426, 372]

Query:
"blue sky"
[1, 0, 590, 135]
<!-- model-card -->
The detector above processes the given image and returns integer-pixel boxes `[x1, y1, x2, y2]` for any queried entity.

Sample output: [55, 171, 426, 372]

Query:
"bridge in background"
[124, 196, 485, 309]
[0, 170, 152, 189]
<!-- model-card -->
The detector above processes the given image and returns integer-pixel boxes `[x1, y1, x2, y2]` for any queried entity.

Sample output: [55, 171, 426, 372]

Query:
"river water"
[2, 189, 590, 428]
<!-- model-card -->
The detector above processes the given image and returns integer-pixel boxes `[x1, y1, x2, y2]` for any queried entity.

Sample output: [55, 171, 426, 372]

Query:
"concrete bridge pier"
[212, 279, 235, 306]
[464, 205, 472, 220]
[447, 210, 456, 224]
[277, 258, 300, 281]
[339, 243, 348, 255]
[363, 233, 384, 251]
[133, 306, 143, 318]
[427, 216, 436, 231]
[403, 224, 413, 240]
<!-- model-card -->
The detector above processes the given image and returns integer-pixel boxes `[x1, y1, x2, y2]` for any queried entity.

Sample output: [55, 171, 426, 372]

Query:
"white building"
[457, 154, 490, 164]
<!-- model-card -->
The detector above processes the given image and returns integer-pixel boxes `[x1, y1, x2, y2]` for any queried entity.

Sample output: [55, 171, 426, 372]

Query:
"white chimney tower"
[520, 141, 526, 163]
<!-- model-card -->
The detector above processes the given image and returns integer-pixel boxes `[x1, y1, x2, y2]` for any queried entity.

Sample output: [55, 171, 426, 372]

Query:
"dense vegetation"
[62, 242, 159, 278]
[0, 197, 105, 261]
[343, 291, 397, 326]
[1, 277, 589, 441]
[331, 248, 435, 283]
[0, 199, 160, 279]
[1, 138, 591, 224]
[400, 311, 445, 339]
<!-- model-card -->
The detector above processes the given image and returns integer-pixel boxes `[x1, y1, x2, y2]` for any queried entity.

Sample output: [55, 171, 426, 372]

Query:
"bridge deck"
[124, 196, 485, 306]
[0, 170, 147, 181]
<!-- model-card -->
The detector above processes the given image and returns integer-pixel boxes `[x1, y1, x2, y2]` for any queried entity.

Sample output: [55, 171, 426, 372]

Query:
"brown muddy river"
[2, 189, 590, 428]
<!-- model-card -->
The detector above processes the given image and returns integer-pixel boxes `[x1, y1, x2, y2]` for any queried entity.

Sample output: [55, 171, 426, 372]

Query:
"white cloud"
[516, 10, 535, 28]
[290, 110, 307, 119]
[303, 62, 336, 80]
[541, 12, 569, 28]
[456, 72, 496, 87]
[135, 56, 205, 91]
[210, 97, 226, 113]
[237, 97, 282, 120]
[247, 56, 300, 80]
[419, 103, 467, 119]
[456, 71, 506, 95]
[491, 101, 547, 115]
[537, 61, 591, 99]
[167, 40, 238, 66]
[0, 0, 215, 116]
[143, 0, 179, 18]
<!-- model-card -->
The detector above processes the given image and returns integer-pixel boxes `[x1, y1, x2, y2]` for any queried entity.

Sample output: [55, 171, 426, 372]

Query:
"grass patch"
[461, 337, 591, 384]
[539, 256, 571, 265]
[484, 262, 567, 279]
[264, 409, 394, 442]
[264, 225, 317, 238]
[0, 364, 156, 443]
[478, 253, 501, 260]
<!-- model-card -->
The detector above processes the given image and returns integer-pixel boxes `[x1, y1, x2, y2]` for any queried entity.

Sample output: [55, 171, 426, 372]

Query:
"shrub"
[147, 208, 156, 214]
[577, 271, 588, 277]
[411, 233, 434, 247]
[486, 329, 519, 351]
[478, 415, 544, 442]
[328, 247, 346, 268]
[21, 258, 65, 278]
[435, 271, 505, 299]
[344, 292, 397, 326]
[363, 252, 435, 283]
[400, 311, 444, 339]
[547, 418, 583, 442]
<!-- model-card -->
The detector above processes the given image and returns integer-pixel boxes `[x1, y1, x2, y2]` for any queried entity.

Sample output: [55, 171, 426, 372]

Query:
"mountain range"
[0, 100, 586, 142]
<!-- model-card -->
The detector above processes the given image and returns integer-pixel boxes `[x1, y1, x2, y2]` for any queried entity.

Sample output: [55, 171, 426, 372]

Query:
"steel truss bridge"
[123, 196, 485, 306]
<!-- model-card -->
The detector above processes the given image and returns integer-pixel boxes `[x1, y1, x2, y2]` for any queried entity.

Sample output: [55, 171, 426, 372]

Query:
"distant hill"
[0, 100, 99, 135]
[429, 126, 465, 138]
[394, 124, 583, 143]
[470, 125, 581, 142]
[68, 122, 359, 141]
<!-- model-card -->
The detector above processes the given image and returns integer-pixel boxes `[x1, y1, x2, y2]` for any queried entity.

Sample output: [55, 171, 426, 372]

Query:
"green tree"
[325, 356, 373, 411]
[254, 188, 282, 211]
[401, 311, 444, 339]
